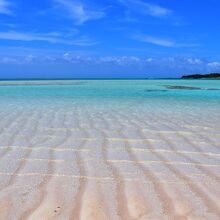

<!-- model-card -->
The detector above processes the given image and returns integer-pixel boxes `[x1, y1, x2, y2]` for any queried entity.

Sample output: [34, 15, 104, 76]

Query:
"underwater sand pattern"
[0, 106, 220, 220]
[0, 80, 220, 219]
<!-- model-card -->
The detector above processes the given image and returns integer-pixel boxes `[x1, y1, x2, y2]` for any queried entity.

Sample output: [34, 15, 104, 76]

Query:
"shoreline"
[0, 80, 220, 219]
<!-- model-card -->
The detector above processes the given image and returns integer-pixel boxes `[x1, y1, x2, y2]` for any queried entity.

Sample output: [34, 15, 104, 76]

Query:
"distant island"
[182, 73, 220, 79]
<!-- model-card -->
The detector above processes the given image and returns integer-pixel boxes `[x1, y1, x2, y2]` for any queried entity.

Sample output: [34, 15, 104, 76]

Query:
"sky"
[0, 0, 220, 79]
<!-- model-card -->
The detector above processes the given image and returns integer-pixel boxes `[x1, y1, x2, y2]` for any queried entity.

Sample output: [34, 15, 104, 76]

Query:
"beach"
[0, 80, 220, 220]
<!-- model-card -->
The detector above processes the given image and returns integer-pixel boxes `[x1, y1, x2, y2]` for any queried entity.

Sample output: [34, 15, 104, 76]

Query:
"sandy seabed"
[0, 104, 220, 220]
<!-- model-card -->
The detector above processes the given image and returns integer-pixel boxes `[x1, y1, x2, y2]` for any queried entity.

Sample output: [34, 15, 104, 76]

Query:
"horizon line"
[0, 77, 181, 81]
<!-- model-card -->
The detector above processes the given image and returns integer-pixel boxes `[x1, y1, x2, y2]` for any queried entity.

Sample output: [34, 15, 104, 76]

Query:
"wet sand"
[0, 105, 219, 220]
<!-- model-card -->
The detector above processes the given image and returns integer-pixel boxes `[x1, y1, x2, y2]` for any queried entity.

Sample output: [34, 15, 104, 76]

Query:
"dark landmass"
[182, 73, 220, 79]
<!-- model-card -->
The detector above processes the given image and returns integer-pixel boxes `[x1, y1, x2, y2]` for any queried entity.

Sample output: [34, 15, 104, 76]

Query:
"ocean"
[0, 79, 220, 219]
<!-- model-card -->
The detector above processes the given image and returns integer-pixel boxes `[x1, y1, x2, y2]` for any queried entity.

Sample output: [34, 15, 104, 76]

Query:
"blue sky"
[0, 0, 220, 79]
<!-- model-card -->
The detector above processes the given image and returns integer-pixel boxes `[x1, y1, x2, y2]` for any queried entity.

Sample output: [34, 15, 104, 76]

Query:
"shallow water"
[0, 80, 220, 219]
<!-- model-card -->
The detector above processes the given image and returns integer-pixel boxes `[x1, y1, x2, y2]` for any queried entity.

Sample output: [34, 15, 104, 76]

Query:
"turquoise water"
[0, 80, 220, 99]
[0, 80, 220, 109]
[0, 80, 219, 126]
[0, 80, 220, 219]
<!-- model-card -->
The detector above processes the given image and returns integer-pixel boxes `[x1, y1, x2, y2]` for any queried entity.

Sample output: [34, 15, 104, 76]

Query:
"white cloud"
[0, 56, 18, 63]
[133, 33, 175, 47]
[207, 62, 220, 68]
[24, 55, 36, 62]
[98, 56, 140, 65]
[132, 33, 197, 48]
[0, 55, 219, 77]
[0, 0, 12, 15]
[147, 58, 153, 62]
[62, 53, 94, 63]
[54, 0, 105, 25]
[0, 31, 97, 46]
[119, 0, 170, 18]
[187, 58, 203, 65]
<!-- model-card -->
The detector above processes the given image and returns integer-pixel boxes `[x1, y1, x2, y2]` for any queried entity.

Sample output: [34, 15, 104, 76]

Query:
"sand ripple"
[0, 107, 219, 220]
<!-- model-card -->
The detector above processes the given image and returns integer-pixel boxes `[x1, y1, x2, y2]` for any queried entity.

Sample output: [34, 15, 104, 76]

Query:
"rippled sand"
[0, 107, 219, 220]
[0, 80, 220, 219]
